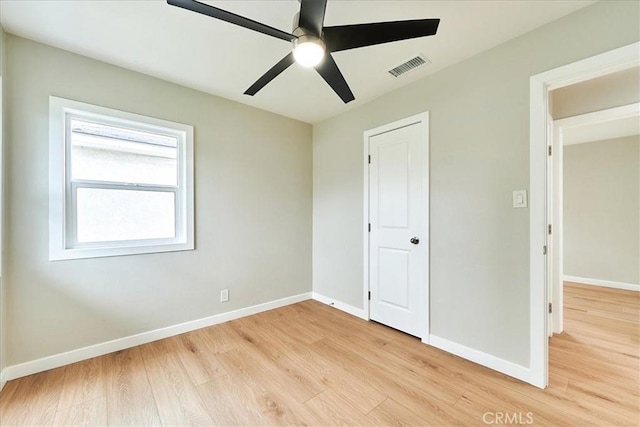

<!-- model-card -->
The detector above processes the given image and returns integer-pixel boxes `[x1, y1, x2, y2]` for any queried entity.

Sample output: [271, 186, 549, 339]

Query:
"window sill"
[49, 241, 195, 261]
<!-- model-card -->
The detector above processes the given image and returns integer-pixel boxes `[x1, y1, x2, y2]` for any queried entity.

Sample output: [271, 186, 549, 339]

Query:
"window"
[49, 97, 194, 260]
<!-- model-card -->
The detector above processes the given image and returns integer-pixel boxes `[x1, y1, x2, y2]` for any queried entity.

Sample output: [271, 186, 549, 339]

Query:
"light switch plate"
[513, 190, 528, 208]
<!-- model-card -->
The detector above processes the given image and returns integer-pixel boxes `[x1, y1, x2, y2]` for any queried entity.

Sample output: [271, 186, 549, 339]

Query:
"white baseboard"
[428, 334, 532, 386]
[564, 276, 639, 292]
[0, 371, 6, 392]
[312, 292, 368, 320]
[1, 292, 312, 382]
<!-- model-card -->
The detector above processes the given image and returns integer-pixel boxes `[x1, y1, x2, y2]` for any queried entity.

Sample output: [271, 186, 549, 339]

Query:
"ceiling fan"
[167, 0, 440, 103]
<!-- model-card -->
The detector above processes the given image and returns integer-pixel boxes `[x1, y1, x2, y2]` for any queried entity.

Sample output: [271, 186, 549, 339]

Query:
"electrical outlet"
[220, 289, 229, 302]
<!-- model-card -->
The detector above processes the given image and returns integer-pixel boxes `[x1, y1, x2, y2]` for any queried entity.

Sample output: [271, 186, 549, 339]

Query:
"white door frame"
[529, 41, 640, 389]
[0, 77, 4, 391]
[363, 112, 430, 342]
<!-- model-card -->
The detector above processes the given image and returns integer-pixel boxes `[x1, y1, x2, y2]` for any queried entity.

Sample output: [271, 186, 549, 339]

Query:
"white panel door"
[369, 121, 426, 338]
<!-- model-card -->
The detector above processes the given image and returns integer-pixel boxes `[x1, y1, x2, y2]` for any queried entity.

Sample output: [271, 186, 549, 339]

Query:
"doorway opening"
[529, 41, 640, 389]
[548, 101, 639, 336]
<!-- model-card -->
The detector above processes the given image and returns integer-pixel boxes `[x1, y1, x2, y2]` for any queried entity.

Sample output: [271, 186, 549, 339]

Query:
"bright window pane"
[76, 188, 176, 243]
[71, 119, 178, 186]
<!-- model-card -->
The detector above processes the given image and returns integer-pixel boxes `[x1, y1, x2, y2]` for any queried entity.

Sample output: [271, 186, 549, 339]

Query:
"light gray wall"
[551, 66, 640, 120]
[4, 34, 312, 366]
[564, 136, 639, 285]
[313, 0, 639, 367]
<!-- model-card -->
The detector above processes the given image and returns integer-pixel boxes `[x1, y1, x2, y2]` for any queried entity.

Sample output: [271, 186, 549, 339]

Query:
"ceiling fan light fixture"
[293, 34, 326, 67]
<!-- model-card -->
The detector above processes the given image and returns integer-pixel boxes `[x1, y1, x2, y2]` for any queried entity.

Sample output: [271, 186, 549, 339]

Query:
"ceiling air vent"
[388, 55, 431, 78]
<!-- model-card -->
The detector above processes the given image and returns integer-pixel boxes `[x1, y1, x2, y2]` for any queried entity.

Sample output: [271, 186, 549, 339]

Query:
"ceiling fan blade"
[315, 54, 355, 104]
[244, 53, 296, 96]
[298, 0, 328, 36]
[323, 19, 440, 52]
[167, 0, 295, 42]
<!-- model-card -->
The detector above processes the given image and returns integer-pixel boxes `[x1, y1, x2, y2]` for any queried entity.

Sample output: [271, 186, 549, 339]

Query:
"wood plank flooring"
[0, 282, 638, 426]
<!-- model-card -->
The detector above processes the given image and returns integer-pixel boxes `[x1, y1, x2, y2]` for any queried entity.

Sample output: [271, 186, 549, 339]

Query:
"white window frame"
[49, 96, 194, 260]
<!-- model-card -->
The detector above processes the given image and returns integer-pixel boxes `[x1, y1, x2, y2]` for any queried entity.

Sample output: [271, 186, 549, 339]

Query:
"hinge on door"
[548, 146, 552, 156]
[543, 245, 547, 255]
[549, 302, 553, 314]
[548, 224, 552, 235]
[368, 155, 371, 164]
[368, 291, 371, 301]
[368, 223, 371, 232]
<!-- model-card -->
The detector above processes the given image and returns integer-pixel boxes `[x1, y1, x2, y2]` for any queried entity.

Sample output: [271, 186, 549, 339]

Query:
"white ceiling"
[563, 115, 640, 146]
[0, 0, 595, 123]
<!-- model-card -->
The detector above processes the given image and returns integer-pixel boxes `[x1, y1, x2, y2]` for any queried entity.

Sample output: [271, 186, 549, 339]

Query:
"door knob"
[410, 237, 420, 245]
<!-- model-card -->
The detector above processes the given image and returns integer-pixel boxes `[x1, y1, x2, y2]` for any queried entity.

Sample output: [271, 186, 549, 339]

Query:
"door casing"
[363, 112, 430, 342]
[529, 41, 640, 389]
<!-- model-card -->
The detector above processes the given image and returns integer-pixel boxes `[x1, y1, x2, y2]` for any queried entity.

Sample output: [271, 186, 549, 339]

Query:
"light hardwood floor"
[0, 283, 638, 426]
